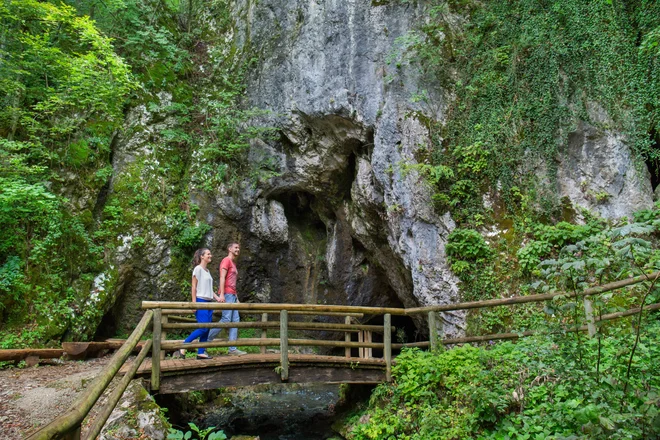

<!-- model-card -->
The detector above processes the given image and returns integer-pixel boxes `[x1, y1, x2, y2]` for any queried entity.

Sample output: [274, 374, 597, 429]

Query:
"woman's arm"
[191, 274, 198, 302]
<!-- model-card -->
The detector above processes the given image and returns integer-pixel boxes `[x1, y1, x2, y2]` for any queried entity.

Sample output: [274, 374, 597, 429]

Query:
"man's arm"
[217, 267, 228, 302]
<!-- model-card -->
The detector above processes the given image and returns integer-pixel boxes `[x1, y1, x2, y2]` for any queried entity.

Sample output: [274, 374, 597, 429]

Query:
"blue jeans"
[184, 298, 212, 355]
[207, 293, 239, 351]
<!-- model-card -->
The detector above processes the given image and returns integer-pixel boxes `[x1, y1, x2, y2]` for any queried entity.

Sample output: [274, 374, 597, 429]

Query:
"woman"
[179, 248, 215, 360]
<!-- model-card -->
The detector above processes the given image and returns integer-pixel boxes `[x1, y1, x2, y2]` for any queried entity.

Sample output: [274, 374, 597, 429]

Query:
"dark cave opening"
[94, 308, 119, 340]
[359, 312, 420, 359]
[646, 128, 660, 191]
[273, 191, 329, 232]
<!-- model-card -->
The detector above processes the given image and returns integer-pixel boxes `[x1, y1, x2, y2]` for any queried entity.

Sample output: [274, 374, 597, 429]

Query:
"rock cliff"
[98, 0, 653, 341]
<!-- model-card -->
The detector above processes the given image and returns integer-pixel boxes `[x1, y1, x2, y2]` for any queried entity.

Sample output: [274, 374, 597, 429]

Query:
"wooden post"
[261, 313, 268, 355]
[358, 331, 365, 358]
[151, 308, 162, 392]
[384, 313, 392, 382]
[280, 310, 289, 382]
[583, 296, 596, 337]
[345, 316, 351, 358]
[365, 331, 372, 358]
[428, 311, 438, 351]
[160, 314, 168, 360]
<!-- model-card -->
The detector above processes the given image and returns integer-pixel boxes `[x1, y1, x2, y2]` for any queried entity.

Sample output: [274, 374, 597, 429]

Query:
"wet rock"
[98, 380, 170, 440]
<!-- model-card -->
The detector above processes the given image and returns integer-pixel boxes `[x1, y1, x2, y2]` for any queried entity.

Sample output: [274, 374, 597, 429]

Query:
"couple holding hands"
[179, 242, 246, 359]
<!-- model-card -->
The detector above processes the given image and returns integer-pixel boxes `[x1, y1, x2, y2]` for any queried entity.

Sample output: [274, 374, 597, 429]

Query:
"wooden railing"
[25, 311, 154, 440]
[24, 271, 660, 439]
[144, 304, 397, 384]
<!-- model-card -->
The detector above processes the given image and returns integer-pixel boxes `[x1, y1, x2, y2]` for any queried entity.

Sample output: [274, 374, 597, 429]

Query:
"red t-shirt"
[220, 257, 238, 294]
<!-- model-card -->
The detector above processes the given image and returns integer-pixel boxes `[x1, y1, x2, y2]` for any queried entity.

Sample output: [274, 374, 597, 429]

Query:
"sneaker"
[172, 349, 186, 359]
[228, 349, 247, 356]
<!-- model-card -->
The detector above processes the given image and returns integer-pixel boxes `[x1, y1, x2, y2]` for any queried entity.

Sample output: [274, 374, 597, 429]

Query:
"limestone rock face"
[250, 199, 289, 244]
[222, 0, 464, 336]
[558, 120, 653, 219]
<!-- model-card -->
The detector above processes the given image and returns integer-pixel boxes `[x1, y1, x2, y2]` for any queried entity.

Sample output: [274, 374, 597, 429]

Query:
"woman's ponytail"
[192, 248, 209, 269]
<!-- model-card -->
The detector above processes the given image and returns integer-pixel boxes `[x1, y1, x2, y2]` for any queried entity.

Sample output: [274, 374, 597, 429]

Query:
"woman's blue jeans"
[184, 298, 212, 355]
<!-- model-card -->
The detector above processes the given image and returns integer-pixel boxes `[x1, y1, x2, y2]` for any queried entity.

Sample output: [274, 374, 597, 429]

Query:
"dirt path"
[0, 356, 112, 439]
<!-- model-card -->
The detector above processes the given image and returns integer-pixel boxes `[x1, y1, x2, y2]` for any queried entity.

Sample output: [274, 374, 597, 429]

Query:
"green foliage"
[446, 228, 492, 264]
[0, 0, 276, 344]
[166, 207, 211, 253]
[0, 0, 135, 170]
[397, 0, 660, 223]
[347, 320, 660, 439]
[168, 423, 227, 440]
[517, 221, 602, 274]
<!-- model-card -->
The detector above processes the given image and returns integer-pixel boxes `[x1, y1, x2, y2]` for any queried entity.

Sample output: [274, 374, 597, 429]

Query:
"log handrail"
[161, 321, 395, 332]
[161, 309, 364, 317]
[143, 271, 659, 317]
[143, 301, 408, 315]
[160, 338, 386, 350]
[25, 310, 154, 440]
[405, 271, 660, 314]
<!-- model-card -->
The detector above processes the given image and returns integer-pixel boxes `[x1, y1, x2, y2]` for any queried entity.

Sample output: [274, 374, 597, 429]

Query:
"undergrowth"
[347, 319, 660, 439]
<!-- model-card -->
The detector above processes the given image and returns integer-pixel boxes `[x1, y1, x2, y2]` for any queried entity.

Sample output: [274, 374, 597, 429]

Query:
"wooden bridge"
[132, 354, 388, 393]
[25, 272, 660, 439]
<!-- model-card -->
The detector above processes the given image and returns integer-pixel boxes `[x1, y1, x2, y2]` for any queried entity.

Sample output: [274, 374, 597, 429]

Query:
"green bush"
[348, 320, 660, 439]
[446, 228, 492, 264]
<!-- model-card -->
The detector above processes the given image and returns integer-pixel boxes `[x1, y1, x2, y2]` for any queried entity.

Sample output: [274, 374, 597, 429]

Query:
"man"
[208, 242, 246, 355]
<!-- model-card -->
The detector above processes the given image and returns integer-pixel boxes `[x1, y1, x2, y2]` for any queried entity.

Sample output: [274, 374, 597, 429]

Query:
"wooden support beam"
[156, 365, 385, 393]
[428, 311, 437, 351]
[345, 316, 351, 358]
[151, 308, 162, 392]
[365, 331, 372, 359]
[162, 321, 392, 332]
[85, 340, 152, 440]
[161, 309, 364, 318]
[160, 314, 168, 360]
[62, 341, 148, 359]
[384, 314, 392, 382]
[62, 425, 80, 440]
[260, 313, 268, 355]
[358, 331, 364, 359]
[0, 349, 64, 362]
[144, 301, 407, 316]
[393, 341, 430, 349]
[280, 310, 289, 382]
[162, 338, 385, 350]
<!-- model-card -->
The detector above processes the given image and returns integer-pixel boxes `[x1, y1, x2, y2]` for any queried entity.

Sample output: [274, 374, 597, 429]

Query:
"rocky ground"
[0, 356, 112, 439]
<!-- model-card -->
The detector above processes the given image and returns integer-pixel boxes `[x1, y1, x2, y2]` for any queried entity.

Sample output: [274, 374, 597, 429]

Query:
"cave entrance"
[348, 304, 420, 359]
[646, 128, 660, 191]
[274, 191, 329, 231]
[94, 308, 119, 340]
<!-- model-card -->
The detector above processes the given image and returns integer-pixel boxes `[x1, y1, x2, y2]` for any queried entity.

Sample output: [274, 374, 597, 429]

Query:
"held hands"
[216, 292, 226, 303]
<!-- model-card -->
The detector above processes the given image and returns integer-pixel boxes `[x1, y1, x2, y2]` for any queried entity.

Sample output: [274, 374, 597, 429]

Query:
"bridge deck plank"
[122, 353, 386, 376]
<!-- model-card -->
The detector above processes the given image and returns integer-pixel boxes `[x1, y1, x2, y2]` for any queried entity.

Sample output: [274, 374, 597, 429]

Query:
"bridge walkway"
[128, 353, 387, 393]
